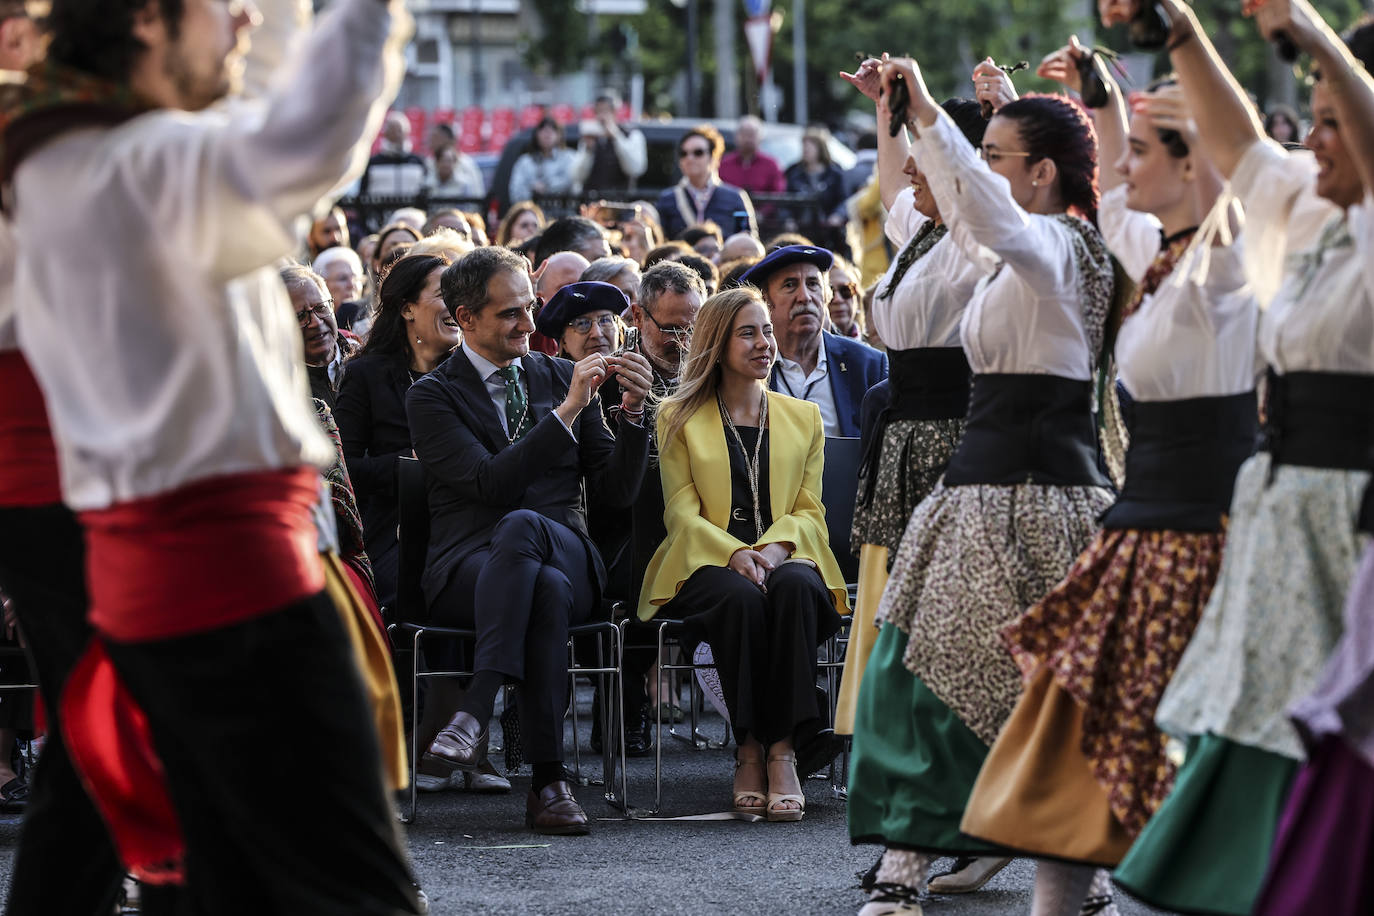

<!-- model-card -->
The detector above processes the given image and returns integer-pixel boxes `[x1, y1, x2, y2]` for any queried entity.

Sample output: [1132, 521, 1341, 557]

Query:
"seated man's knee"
[490, 509, 545, 550]
[531, 565, 574, 615]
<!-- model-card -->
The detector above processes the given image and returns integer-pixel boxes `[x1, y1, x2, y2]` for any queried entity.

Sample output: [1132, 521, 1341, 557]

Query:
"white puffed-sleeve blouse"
[867, 187, 986, 350]
[1099, 185, 1261, 401]
[910, 112, 1108, 380]
[1231, 139, 1374, 376]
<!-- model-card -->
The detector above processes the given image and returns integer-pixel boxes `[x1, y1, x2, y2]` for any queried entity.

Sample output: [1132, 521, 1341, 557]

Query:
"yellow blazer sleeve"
[755, 402, 851, 615]
[636, 417, 747, 619]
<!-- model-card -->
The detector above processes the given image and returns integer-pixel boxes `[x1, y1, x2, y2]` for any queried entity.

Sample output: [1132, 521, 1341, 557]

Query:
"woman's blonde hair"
[658, 285, 767, 448]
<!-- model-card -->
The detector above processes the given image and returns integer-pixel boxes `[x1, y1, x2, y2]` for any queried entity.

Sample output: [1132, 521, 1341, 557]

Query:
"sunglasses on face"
[679, 147, 710, 159]
[832, 284, 857, 300]
[296, 300, 334, 327]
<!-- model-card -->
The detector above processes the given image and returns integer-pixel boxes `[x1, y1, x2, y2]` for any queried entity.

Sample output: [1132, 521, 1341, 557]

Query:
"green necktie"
[495, 365, 533, 441]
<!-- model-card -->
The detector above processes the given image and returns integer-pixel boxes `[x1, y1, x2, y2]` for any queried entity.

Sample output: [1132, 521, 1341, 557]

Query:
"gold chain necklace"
[717, 388, 768, 543]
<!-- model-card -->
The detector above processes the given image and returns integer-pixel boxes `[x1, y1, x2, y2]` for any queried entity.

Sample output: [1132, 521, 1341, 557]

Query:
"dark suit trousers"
[431, 509, 596, 763]
[665, 563, 841, 747]
[0, 504, 124, 916]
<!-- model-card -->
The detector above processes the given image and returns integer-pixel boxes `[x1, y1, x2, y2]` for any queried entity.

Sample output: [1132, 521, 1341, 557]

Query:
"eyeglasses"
[679, 147, 710, 159]
[295, 300, 334, 327]
[567, 314, 619, 335]
[832, 283, 857, 300]
[978, 146, 1033, 163]
[640, 304, 691, 340]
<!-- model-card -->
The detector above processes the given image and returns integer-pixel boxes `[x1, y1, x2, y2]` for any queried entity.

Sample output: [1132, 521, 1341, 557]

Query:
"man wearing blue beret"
[741, 246, 888, 438]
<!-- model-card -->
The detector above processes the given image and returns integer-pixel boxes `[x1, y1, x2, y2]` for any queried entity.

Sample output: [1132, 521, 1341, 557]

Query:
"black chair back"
[395, 456, 431, 623]
[821, 436, 862, 583]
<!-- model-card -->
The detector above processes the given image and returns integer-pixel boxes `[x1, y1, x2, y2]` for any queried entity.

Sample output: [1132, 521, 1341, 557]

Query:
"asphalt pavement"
[0, 687, 1181, 915]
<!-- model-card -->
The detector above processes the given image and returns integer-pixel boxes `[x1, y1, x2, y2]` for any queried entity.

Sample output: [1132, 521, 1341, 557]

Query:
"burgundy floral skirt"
[998, 527, 1225, 836]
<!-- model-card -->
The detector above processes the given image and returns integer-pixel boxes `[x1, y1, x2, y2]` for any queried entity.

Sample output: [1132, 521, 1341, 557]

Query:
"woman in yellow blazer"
[639, 286, 850, 822]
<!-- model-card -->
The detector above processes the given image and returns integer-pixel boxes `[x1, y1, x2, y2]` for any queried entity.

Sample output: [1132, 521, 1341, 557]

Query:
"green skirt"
[1115, 733, 1298, 916]
[847, 623, 999, 854]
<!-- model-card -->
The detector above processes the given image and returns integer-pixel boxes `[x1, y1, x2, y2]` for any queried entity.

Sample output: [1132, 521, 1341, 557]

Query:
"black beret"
[534, 281, 630, 338]
[738, 244, 834, 289]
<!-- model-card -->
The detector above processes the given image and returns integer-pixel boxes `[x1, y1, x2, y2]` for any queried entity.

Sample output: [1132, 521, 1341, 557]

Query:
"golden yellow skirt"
[835, 544, 888, 735]
[322, 552, 408, 791]
[960, 668, 1133, 866]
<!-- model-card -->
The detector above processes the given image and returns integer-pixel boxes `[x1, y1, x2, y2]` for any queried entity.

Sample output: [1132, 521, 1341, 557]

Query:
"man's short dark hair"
[440, 246, 528, 317]
[639, 261, 706, 312]
[676, 253, 718, 293]
[48, 0, 185, 82]
[534, 216, 606, 268]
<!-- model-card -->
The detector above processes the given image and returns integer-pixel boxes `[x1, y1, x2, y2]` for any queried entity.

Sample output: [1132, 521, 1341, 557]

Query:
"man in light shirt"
[741, 245, 887, 438]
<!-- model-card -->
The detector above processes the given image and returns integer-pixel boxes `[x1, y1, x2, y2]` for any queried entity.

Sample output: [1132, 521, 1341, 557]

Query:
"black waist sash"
[942, 374, 1110, 487]
[885, 347, 973, 421]
[1100, 392, 1258, 532]
[1260, 370, 1374, 471]
[857, 348, 972, 506]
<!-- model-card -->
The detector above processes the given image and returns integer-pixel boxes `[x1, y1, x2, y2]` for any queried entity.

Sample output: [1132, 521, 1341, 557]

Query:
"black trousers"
[0, 504, 124, 916]
[102, 593, 422, 916]
[664, 563, 841, 746]
[431, 510, 596, 763]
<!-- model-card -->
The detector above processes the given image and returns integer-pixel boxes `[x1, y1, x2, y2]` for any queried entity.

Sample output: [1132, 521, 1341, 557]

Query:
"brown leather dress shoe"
[524, 780, 590, 836]
[424, 711, 488, 772]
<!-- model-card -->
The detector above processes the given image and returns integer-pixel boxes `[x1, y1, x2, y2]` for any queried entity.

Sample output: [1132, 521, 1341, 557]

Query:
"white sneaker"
[464, 764, 511, 794]
[857, 892, 923, 915]
[414, 771, 458, 793]
[926, 856, 1013, 894]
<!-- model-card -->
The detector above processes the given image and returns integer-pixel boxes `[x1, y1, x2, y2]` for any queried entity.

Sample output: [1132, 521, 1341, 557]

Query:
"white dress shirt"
[462, 346, 527, 437]
[1100, 185, 1261, 401]
[775, 341, 841, 437]
[12, 0, 405, 511]
[868, 187, 985, 350]
[911, 113, 1105, 380]
[1231, 140, 1374, 375]
[461, 347, 578, 440]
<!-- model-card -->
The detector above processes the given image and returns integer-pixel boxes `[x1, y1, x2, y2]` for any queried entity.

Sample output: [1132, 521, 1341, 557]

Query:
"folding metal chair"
[819, 436, 863, 795]
[390, 456, 627, 823]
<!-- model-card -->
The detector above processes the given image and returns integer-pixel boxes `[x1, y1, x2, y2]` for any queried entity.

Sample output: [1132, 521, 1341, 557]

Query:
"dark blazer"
[406, 347, 650, 610]
[655, 181, 756, 239]
[770, 331, 888, 439]
[334, 351, 414, 604]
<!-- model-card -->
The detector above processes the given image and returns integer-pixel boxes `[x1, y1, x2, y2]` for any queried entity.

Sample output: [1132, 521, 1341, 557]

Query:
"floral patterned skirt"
[850, 418, 965, 560]
[1155, 454, 1371, 760]
[993, 527, 1225, 838]
[876, 480, 1113, 745]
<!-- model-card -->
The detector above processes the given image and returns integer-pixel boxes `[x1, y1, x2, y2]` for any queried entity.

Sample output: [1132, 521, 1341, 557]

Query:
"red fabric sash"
[61, 640, 184, 884]
[0, 350, 61, 507]
[79, 468, 324, 642]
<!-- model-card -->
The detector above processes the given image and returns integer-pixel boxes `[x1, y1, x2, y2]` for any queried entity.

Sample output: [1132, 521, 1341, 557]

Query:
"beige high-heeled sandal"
[733, 752, 767, 814]
[765, 752, 805, 822]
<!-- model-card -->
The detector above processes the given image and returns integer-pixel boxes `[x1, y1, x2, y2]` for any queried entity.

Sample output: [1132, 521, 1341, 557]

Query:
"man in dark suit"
[406, 246, 652, 835]
[742, 245, 888, 438]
